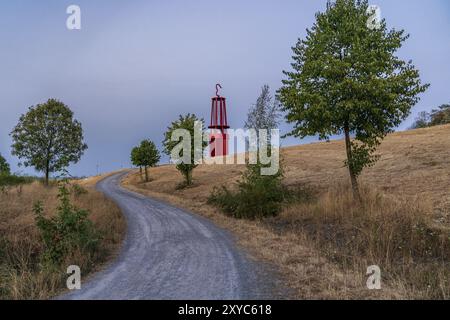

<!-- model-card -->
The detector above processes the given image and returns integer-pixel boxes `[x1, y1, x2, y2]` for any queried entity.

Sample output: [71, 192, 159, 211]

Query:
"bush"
[410, 104, 450, 129]
[0, 153, 10, 175]
[0, 174, 35, 187]
[34, 182, 99, 265]
[71, 183, 88, 197]
[208, 163, 285, 219]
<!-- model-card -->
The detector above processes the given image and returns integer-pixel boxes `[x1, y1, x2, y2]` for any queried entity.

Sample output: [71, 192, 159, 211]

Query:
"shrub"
[0, 174, 35, 187]
[34, 182, 99, 265]
[410, 104, 450, 129]
[208, 162, 285, 219]
[71, 183, 88, 197]
[0, 153, 10, 175]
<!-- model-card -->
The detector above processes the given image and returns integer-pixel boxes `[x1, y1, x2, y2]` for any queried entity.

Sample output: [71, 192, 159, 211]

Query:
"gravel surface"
[61, 171, 278, 300]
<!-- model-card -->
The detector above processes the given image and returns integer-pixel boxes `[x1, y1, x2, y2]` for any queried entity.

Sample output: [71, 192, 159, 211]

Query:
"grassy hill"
[123, 124, 450, 299]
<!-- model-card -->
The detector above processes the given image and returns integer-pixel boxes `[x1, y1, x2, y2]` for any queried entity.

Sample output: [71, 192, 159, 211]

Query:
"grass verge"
[0, 179, 125, 299]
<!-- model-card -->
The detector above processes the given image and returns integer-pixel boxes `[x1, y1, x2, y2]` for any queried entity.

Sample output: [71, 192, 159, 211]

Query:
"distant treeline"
[0, 174, 38, 187]
[411, 104, 450, 129]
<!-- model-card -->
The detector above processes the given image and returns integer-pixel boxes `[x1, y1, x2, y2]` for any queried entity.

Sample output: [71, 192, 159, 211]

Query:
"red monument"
[209, 84, 229, 157]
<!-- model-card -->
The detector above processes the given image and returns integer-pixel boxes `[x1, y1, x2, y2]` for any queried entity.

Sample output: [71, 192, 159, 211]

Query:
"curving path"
[61, 171, 277, 300]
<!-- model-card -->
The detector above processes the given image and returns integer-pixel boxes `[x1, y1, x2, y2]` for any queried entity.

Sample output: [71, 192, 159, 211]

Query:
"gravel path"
[61, 171, 277, 300]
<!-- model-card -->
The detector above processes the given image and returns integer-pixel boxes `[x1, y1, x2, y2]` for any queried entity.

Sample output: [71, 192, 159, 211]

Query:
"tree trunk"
[45, 167, 49, 186]
[344, 126, 361, 201]
[185, 170, 192, 186]
[139, 166, 143, 181]
[144, 166, 148, 182]
[44, 155, 50, 186]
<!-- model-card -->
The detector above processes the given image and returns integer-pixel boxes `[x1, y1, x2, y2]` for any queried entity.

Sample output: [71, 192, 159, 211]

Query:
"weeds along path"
[61, 171, 276, 300]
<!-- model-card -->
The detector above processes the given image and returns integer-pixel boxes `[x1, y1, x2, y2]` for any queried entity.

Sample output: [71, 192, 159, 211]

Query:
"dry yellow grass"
[122, 124, 450, 299]
[281, 183, 449, 299]
[282, 124, 450, 225]
[0, 177, 126, 300]
[125, 124, 450, 223]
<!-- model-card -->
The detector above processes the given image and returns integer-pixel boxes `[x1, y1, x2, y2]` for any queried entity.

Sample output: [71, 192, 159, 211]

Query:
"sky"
[0, 0, 449, 177]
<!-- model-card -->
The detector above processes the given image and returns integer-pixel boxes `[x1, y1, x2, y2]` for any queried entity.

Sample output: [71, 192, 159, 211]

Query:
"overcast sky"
[1, 0, 449, 177]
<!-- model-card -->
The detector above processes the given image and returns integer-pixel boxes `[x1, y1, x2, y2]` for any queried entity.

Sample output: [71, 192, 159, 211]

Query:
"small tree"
[138, 140, 160, 182]
[245, 85, 281, 143]
[34, 181, 99, 265]
[430, 104, 450, 126]
[130, 146, 143, 179]
[410, 111, 431, 129]
[10, 99, 88, 185]
[163, 114, 206, 187]
[278, 0, 429, 199]
[0, 153, 10, 175]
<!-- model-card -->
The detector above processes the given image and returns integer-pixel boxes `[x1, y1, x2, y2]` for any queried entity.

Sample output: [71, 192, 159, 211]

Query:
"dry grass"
[122, 124, 450, 300]
[281, 183, 449, 299]
[0, 178, 125, 300]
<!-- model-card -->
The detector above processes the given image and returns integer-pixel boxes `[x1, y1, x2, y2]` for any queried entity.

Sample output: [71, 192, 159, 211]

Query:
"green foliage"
[130, 146, 141, 168]
[71, 183, 88, 197]
[278, 0, 429, 196]
[208, 162, 285, 219]
[34, 182, 99, 265]
[430, 104, 450, 126]
[130, 140, 160, 182]
[0, 153, 10, 175]
[139, 140, 160, 168]
[10, 99, 88, 185]
[163, 114, 207, 187]
[410, 104, 450, 129]
[345, 140, 380, 178]
[0, 174, 35, 187]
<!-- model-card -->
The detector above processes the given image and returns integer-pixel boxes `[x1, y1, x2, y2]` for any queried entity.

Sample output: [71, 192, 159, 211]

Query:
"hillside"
[123, 124, 450, 299]
[127, 124, 450, 225]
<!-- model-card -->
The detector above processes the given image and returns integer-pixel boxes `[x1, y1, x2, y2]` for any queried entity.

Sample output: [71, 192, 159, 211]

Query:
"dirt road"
[62, 171, 277, 300]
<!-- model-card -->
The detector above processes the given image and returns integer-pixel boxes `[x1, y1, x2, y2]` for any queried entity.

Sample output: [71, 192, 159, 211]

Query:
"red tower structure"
[209, 84, 229, 157]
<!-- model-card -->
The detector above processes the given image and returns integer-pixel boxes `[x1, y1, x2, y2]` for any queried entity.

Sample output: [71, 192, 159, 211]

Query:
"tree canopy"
[278, 0, 429, 198]
[430, 104, 450, 127]
[410, 104, 450, 129]
[163, 114, 206, 187]
[10, 99, 88, 184]
[0, 153, 10, 175]
[130, 140, 160, 182]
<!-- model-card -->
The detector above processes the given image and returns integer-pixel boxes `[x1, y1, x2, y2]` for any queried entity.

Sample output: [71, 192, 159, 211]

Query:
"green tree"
[130, 146, 143, 179]
[0, 153, 10, 175]
[10, 99, 88, 185]
[278, 0, 429, 199]
[430, 104, 450, 126]
[137, 140, 160, 182]
[163, 114, 206, 187]
[34, 181, 99, 264]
